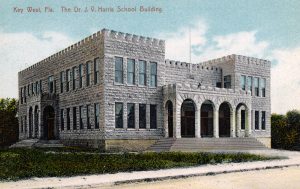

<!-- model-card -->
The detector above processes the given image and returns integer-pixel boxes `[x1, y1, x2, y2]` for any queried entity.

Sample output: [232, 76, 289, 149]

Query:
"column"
[134, 103, 139, 130]
[236, 109, 241, 137]
[123, 103, 127, 129]
[195, 105, 201, 138]
[230, 109, 236, 137]
[246, 109, 252, 137]
[32, 111, 36, 138]
[213, 107, 219, 138]
[163, 104, 168, 138]
[175, 103, 181, 138]
[146, 104, 150, 129]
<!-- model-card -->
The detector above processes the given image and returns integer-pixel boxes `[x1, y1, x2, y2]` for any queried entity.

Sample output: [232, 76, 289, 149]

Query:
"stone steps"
[10, 139, 64, 148]
[148, 138, 268, 152]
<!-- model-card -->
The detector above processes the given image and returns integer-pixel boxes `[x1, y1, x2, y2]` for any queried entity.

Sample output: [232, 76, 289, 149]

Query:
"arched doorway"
[181, 99, 195, 137]
[166, 100, 173, 138]
[43, 106, 55, 140]
[236, 103, 249, 136]
[201, 100, 214, 137]
[28, 107, 33, 138]
[34, 106, 39, 138]
[219, 102, 231, 137]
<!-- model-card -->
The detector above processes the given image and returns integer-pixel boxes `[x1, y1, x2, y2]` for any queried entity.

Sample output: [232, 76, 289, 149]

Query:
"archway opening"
[29, 107, 33, 138]
[236, 103, 248, 134]
[43, 106, 55, 140]
[181, 99, 195, 137]
[34, 106, 39, 138]
[219, 102, 231, 137]
[201, 101, 214, 137]
[166, 101, 173, 138]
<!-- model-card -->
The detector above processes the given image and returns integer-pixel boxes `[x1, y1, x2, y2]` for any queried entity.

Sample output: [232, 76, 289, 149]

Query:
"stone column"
[175, 102, 181, 138]
[195, 104, 201, 138]
[236, 109, 241, 137]
[230, 109, 236, 137]
[123, 103, 128, 129]
[134, 103, 139, 130]
[213, 107, 219, 138]
[32, 111, 36, 138]
[146, 104, 150, 129]
[163, 104, 168, 138]
[246, 109, 252, 137]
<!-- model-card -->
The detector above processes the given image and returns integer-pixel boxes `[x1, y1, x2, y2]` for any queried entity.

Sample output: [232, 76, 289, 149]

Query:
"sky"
[0, 0, 299, 114]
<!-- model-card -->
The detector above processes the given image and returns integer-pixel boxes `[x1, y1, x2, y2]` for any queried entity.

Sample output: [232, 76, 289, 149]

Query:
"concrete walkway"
[1, 149, 300, 189]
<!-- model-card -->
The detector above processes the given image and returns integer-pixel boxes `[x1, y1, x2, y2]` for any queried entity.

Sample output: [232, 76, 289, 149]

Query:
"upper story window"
[261, 78, 266, 97]
[35, 81, 39, 95]
[94, 58, 100, 84]
[254, 77, 259, 96]
[48, 75, 54, 94]
[79, 64, 83, 88]
[86, 61, 92, 86]
[24, 86, 27, 103]
[115, 57, 123, 84]
[60, 71, 64, 93]
[72, 67, 76, 90]
[127, 59, 135, 85]
[27, 84, 30, 96]
[150, 62, 157, 87]
[139, 60, 146, 86]
[247, 76, 252, 95]
[240, 75, 246, 90]
[20, 88, 23, 104]
[224, 75, 231, 89]
[39, 80, 42, 94]
[66, 69, 70, 92]
[31, 83, 34, 95]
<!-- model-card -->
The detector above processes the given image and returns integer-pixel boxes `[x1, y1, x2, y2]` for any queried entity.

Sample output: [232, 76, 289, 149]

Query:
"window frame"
[139, 104, 147, 129]
[127, 59, 135, 85]
[94, 103, 100, 129]
[150, 62, 157, 87]
[94, 58, 100, 84]
[115, 102, 123, 128]
[127, 103, 135, 129]
[86, 61, 92, 87]
[139, 60, 146, 86]
[150, 104, 157, 129]
[115, 57, 124, 84]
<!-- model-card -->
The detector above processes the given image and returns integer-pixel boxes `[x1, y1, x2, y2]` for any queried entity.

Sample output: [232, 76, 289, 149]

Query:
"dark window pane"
[67, 108, 70, 130]
[255, 111, 259, 130]
[127, 103, 135, 128]
[262, 111, 266, 130]
[139, 60, 146, 85]
[127, 59, 135, 85]
[61, 109, 64, 131]
[139, 104, 146, 128]
[150, 105, 157, 129]
[94, 103, 100, 129]
[79, 106, 84, 129]
[94, 58, 99, 84]
[241, 110, 245, 130]
[73, 107, 77, 130]
[87, 105, 91, 129]
[115, 103, 123, 128]
[115, 57, 123, 83]
[150, 62, 157, 87]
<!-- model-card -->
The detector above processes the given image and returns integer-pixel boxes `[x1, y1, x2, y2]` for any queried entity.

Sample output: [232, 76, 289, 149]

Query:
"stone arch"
[236, 102, 251, 137]
[200, 100, 215, 137]
[219, 101, 232, 137]
[43, 105, 56, 140]
[181, 99, 196, 138]
[28, 106, 33, 138]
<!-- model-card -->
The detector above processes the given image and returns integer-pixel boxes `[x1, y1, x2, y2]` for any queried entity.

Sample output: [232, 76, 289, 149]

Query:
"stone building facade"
[18, 29, 271, 151]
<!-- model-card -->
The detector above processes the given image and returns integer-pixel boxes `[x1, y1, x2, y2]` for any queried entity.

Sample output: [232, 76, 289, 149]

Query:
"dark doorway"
[219, 103, 231, 137]
[43, 106, 55, 140]
[201, 101, 214, 137]
[29, 107, 33, 138]
[167, 101, 173, 138]
[181, 99, 195, 137]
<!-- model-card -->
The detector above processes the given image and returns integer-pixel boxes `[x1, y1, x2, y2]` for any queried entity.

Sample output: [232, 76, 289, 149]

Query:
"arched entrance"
[43, 106, 55, 140]
[219, 102, 231, 137]
[236, 103, 249, 136]
[201, 100, 214, 137]
[166, 100, 173, 138]
[28, 107, 33, 138]
[34, 106, 39, 138]
[181, 99, 195, 137]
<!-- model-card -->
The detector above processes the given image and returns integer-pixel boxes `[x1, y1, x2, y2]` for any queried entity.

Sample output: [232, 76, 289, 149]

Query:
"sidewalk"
[1, 149, 300, 189]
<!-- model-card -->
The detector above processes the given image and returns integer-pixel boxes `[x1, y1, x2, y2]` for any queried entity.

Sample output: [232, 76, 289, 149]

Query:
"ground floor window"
[66, 108, 70, 130]
[150, 105, 157, 129]
[127, 103, 135, 129]
[115, 103, 123, 128]
[241, 110, 245, 130]
[94, 103, 100, 129]
[139, 104, 146, 129]
[261, 111, 266, 130]
[255, 111, 259, 130]
[61, 109, 64, 130]
[79, 106, 84, 129]
[73, 107, 77, 130]
[86, 105, 91, 129]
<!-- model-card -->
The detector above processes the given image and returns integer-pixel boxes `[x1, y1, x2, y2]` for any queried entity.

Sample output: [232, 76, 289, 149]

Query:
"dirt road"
[101, 166, 300, 189]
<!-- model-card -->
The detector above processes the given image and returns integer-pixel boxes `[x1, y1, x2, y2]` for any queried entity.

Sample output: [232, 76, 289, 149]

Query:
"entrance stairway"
[10, 139, 64, 148]
[147, 138, 268, 152]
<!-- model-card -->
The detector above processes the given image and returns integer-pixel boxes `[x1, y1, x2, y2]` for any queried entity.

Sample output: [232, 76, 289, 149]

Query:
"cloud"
[0, 31, 74, 98]
[271, 47, 300, 114]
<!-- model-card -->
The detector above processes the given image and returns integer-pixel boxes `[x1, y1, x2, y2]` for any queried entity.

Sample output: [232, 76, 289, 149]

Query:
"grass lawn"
[0, 148, 279, 181]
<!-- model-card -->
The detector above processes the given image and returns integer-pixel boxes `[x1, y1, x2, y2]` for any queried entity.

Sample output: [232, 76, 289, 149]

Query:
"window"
[86, 61, 91, 86]
[224, 75, 231, 88]
[254, 77, 259, 96]
[262, 111, 266, 130]
[94, 58, 100, 84]
[139, 104, 146, 128]
[150, 105, 157, 129]
[73, 107, 77, 130]
[67, 108, 70, 130]
[72, 67, 76, 90]
[115, 57, 123, 83]
[240, 75, 246, 90]
[79, 64, 83, 88]
[61, 109, 64, 131]
[139, 60, 146, 86]
[127, 103, 135, 128]
[33, 83, 36, 95]
[21, 116, 23, 132]
[241, 110, 245, 130]
[35, 81, 39, 95]
[115, 103, 123, 128]
[255, 111, 259, 130]
[247, 76, 252, 95]
[261, 78, 266, 97]
[127, 59, 135, 85]
[150, 62, 157, 87]
[24, 116, 27, 133]
[60, 71, 64, 93]
[66, 69, 70, 92]
[20, 88, 23, 104]
[86, 105, 91, 129]
[79, 106, 84, 129]
[94, 103, 100, 129]
[31, 83, 34, 95]
[48, 76, 54, 93]
[39, 80, 42, 94]
[24, 86, 27, 103]
[216, 82, 222, 88]
[27, 84, 30, 96]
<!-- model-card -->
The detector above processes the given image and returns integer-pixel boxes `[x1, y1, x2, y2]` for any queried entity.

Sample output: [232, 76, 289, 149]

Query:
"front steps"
[148, 138, 268, 152]
[10, 139, 64, 148]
